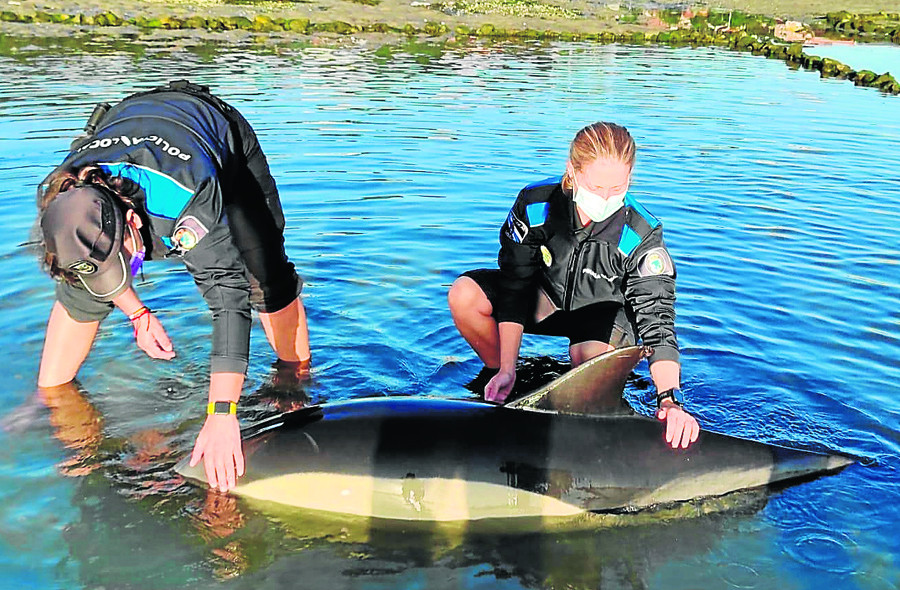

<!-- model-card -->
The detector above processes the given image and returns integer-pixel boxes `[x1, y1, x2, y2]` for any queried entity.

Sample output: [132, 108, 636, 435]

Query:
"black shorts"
[462, 268, 636, 347]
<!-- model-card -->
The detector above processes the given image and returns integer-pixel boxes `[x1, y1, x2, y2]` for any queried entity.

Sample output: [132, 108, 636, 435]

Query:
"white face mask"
[573, 182, 627, 223]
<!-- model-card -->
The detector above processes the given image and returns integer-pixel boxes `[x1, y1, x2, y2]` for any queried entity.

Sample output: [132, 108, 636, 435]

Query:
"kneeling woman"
[36, 81, 310, 491]
[448, 122, 699, 449]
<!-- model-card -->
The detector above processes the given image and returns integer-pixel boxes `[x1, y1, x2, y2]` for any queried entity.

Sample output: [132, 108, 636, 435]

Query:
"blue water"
[804, 43, 900, 75]
[1, 36, 899, 589]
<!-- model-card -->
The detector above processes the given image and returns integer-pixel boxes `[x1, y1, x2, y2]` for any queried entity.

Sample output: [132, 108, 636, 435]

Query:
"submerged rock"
[287, 18, 309, 33]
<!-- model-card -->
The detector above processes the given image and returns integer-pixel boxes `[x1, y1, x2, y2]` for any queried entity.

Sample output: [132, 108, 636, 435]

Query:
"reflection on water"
[1, 31, 899, 590]
[224, 493, 770, 589]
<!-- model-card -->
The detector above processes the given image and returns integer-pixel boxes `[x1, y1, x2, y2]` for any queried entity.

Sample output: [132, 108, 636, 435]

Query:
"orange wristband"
[129, 307, 152, 338]
[128, 306, 151, 322]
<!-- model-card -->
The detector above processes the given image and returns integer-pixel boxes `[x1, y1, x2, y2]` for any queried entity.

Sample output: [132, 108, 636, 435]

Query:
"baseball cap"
[40, 185, 132, 301]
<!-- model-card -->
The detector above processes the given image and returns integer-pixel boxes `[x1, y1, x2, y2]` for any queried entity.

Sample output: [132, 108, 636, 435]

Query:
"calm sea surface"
[803, 43, 899, 76]
[1, 33, 899, 589]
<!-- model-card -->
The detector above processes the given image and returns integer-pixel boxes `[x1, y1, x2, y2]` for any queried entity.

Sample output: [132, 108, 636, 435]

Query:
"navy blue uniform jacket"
[497, 176, 679, 364]
[49, 90, 282, 374]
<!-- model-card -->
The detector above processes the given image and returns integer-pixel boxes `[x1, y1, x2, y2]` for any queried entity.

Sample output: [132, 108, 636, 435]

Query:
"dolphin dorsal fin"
[505, 346, 650, 415]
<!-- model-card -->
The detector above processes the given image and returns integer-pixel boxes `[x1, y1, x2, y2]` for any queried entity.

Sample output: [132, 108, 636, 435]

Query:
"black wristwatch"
[656, 387, 684, 409]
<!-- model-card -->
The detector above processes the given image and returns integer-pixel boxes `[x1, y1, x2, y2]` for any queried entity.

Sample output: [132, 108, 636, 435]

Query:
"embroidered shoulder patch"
[637, 247, 675, 277]
[171, 215, 209, 252]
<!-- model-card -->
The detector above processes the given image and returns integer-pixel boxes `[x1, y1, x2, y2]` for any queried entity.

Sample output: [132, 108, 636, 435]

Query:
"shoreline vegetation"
[0, 1, 898, 94]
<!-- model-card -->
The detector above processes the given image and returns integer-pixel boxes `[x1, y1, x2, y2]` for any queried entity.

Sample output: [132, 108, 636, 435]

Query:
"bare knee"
[570, 340, 615, 367]
[448, 277, 491, 318]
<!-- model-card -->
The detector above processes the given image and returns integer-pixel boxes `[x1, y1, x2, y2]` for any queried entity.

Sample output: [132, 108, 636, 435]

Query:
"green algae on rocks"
[822, 10, 900, 43]
[438, 0, 580, 19]
[0, 6, 897, 94]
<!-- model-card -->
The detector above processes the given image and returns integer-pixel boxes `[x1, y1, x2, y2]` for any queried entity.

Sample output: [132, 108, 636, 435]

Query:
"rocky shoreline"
[1, 1, 898, 94]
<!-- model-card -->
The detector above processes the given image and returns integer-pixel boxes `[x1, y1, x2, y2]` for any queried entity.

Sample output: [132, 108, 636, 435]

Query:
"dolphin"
[175, 347, 854, 521]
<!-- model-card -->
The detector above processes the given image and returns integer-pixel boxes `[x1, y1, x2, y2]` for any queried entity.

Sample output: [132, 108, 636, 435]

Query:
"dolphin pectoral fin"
[505, 346, 650, 415]
[240, 404, 325, 439]
[173, 453, 204, 484]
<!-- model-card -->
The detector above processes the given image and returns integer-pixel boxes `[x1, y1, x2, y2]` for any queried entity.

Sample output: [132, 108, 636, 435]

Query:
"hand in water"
[484, 369, 516, 403]
[133, 312, 175, 360]
[189, 414, 245, 492]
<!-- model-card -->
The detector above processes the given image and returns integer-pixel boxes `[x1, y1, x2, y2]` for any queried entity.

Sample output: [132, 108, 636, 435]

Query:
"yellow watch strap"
[207, 401, 237, 415]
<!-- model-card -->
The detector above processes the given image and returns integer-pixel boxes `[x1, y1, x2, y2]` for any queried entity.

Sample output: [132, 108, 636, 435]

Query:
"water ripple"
[782, 528, 857, 575]
[721, 563, 761, 589]
[1, 37, 899, 590]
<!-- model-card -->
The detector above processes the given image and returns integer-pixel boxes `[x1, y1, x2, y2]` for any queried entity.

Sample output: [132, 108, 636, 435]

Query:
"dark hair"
[37, 165, 137, 284]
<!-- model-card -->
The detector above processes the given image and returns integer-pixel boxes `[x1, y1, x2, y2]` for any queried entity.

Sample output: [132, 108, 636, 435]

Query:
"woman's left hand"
[657, 401, 700, 449]
[189, 414, 245, 492]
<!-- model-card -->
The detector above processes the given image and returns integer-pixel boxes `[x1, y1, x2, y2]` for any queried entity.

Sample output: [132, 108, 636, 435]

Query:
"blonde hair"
[562, 122, 636, 194]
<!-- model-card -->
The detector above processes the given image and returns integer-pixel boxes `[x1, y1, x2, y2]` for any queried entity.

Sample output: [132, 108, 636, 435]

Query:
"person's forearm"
[209, 311, 252, 375]
[208, 372, 245, 404]
[112, 287, 146, 317]
[649, 359, 680, 392]
[497, 322, 524, 372]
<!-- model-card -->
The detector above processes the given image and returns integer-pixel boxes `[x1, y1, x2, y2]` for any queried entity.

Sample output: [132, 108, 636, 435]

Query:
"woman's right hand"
[484, 369, 516, 403]
[133, 312, 176, 360]
[190, 413, 244, 492]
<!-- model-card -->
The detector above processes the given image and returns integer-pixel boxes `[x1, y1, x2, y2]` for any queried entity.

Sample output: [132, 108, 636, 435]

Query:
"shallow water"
[1, 34, 899, 589]
[804, 42, 900, 75]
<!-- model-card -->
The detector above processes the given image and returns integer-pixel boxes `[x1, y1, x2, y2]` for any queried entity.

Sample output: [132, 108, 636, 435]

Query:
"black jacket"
[50, 88, 259, 374]
[496, 176, 679, 364]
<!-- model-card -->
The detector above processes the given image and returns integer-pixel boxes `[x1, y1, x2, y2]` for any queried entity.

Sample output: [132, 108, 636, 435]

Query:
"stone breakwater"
[823, 10, 900, 42]
[0, 6, 897, 95]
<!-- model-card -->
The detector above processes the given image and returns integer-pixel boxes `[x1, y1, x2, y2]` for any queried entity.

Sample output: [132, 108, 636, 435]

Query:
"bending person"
[35, 80, 310, 491]
[448, 122, 699, 449]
